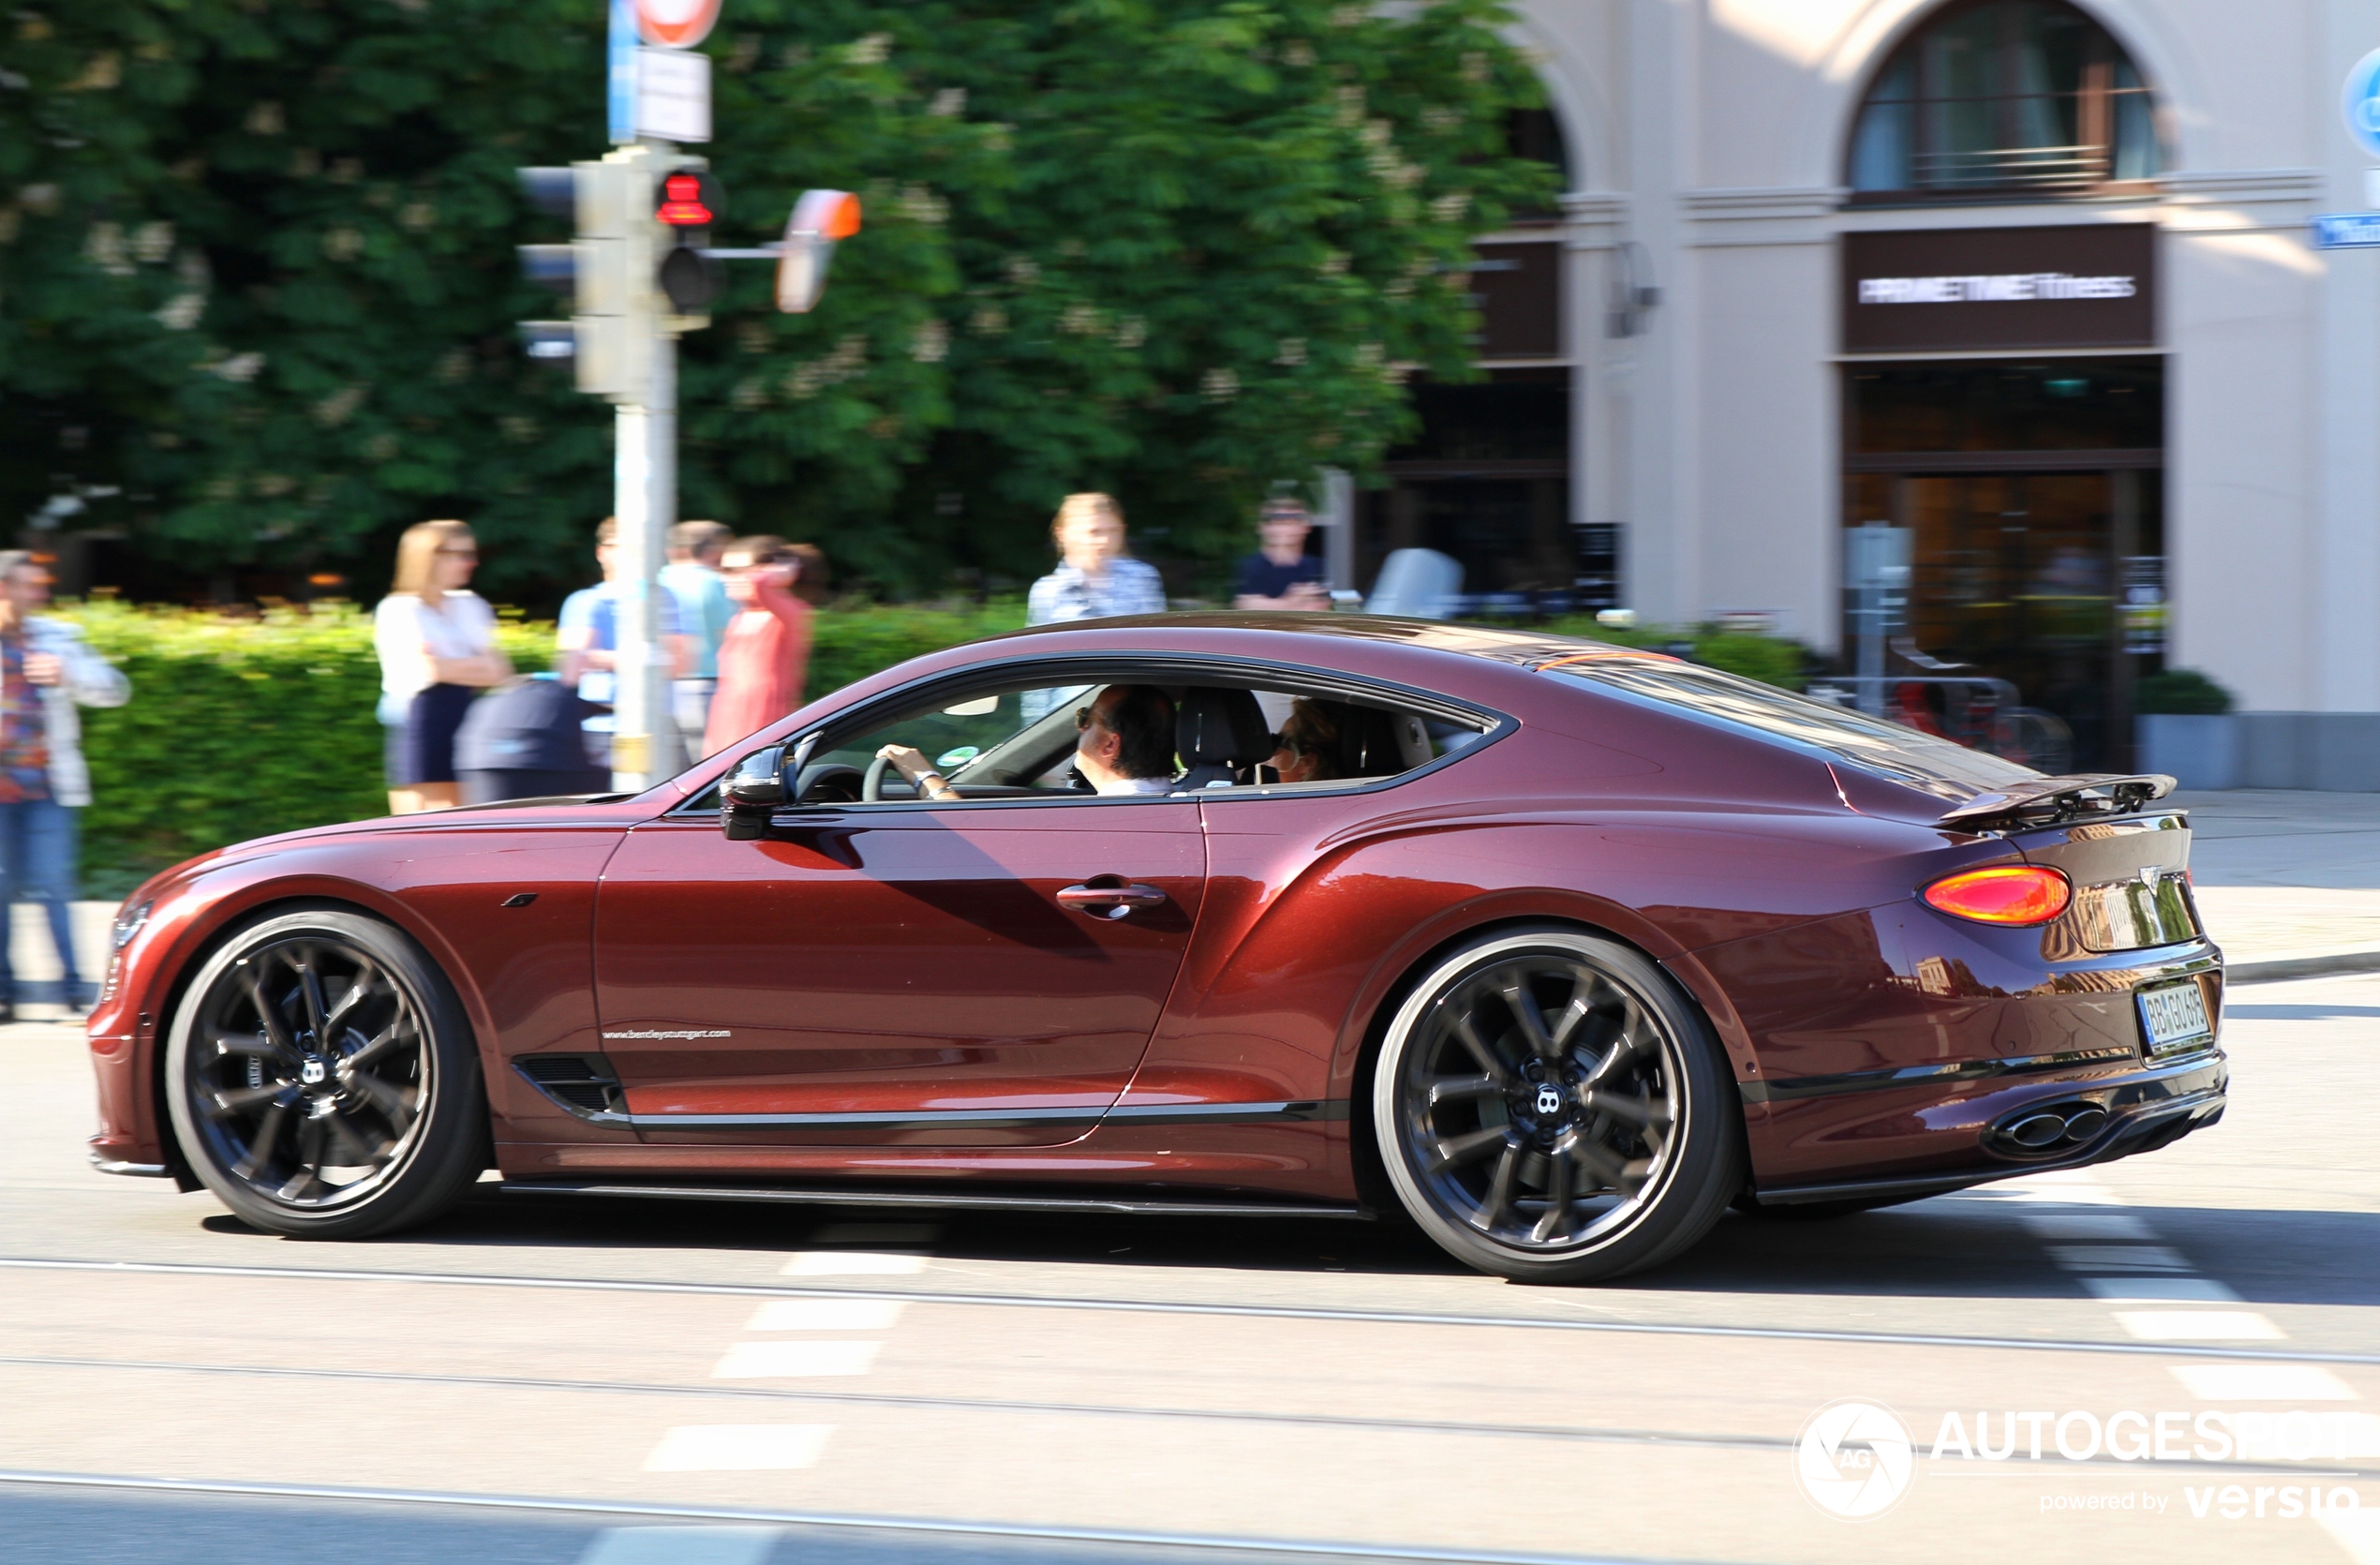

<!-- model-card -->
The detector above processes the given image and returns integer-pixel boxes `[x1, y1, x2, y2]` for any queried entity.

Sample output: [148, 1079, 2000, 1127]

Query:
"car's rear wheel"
[1372, 928, 1741, 1284]
[164, 910, 486, 1239]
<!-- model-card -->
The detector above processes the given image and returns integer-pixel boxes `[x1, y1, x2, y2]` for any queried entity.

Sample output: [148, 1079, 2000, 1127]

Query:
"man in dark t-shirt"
[1232, 498, 1330, 610]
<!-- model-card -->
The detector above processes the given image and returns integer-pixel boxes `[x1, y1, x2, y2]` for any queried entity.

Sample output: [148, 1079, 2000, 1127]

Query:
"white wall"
[1513, 0, 2370, 707]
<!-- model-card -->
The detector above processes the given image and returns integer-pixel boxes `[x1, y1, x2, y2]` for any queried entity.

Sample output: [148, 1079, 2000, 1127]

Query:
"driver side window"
[797, 681, 1101, 804]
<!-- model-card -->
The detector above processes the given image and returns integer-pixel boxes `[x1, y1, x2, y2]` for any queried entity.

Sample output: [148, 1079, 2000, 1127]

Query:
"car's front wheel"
[164, 909, 486, 1239]
[1372, 927, 1741, 1284]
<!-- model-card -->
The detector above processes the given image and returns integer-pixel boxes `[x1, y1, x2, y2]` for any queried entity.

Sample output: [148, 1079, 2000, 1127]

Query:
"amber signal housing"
[1922, 864, 2075, 926]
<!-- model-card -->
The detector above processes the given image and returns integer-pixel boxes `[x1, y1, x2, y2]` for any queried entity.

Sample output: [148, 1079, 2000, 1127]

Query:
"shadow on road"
[187, 1181, 2380, 1310]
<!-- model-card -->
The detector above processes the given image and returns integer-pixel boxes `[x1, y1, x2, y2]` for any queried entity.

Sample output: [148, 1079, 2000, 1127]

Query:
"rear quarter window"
[1545, 661, 2036, 801]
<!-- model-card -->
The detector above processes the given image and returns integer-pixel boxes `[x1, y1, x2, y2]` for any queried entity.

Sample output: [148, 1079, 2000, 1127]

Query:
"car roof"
[967, 611, 1674, 672]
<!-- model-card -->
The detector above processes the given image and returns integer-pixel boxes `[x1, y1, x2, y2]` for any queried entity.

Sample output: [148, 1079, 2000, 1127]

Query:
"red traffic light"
[656, 170, 723, 228]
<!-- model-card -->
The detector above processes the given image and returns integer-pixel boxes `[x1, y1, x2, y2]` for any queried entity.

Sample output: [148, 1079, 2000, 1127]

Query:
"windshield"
[1546, 660, 2037, 801]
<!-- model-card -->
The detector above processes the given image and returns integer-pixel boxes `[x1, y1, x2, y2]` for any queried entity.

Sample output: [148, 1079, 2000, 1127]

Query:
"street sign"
[2313, 213, 2380, 249]
[607, 0, 637, 143]
[2346, 48, 2380, 158]
[634, 0, 721, 49]
[635, 46, 710, 142]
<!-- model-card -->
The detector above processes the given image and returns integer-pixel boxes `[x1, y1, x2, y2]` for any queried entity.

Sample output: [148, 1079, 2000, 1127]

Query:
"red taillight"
[1922, 865, 2072, 926]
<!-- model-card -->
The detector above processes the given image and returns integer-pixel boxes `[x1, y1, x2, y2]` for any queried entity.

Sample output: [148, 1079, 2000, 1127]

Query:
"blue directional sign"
[608, 0, 638, 144]
[2314, 213, 2380, 249]
[2346, 49, 2380, 158]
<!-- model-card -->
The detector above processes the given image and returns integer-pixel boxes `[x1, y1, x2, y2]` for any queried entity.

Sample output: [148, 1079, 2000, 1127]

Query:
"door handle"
[1056, 879, 1168, 919]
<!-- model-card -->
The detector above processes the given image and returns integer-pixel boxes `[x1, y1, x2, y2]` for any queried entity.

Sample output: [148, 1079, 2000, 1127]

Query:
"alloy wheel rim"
[186, 936, 433, 1208]
[1395, 952, 1684, 1251]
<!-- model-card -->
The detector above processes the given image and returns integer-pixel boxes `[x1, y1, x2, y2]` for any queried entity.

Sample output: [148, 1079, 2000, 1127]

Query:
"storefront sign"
[1843, 226, 2156, 353]
[1471, 241, 1562, 360]
[2313, 213, 2380, 249]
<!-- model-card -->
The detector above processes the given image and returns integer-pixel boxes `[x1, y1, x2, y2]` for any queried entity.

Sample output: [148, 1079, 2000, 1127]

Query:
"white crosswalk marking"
[2017, 1211, 2158, 1241]
[2112, 1309, 2283, 1340]
[642, 1424, 837, 1472]
[712, 1338, 883, 1378]
[2322, 1509, 2380, 1565]
[575, 1525, 786, 1563]
[2045, 1243, 2192, 1271]
[781, 1250, 930, 1276]
[2081, 1275, 2242, 1302]
[2169, 1363, 2360, 1401]
[743, 1297, 908, 1332]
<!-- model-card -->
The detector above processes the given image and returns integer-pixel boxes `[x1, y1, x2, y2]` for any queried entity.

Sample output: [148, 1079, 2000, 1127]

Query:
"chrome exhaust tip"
[1989, 1098, 2114, 1157]
[2006, 1112, 2071, 1149]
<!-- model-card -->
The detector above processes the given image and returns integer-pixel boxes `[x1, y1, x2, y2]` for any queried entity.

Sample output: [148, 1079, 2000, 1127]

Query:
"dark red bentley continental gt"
[86, 615, 2225, 1282]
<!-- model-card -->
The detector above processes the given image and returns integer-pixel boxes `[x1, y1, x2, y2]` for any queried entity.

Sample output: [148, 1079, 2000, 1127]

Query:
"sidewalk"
[4, 795, 2368, 1015]
[6, 902, 118, 1020]
[2171, 790, 2380, 982]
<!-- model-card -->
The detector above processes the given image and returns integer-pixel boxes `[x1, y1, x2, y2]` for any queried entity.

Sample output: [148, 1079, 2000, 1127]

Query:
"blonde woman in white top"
[374, 520, 509, 813]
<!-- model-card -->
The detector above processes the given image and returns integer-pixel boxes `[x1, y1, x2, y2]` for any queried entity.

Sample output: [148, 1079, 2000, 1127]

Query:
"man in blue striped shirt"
[1026, 493, 1166, 626]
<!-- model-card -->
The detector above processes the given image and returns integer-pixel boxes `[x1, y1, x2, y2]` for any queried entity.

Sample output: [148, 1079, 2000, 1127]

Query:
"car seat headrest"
[1177, 687, 1273, 765]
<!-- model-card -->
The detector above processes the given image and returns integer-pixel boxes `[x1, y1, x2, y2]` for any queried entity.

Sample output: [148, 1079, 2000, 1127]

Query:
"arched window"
[1848, 1, 2160, 201]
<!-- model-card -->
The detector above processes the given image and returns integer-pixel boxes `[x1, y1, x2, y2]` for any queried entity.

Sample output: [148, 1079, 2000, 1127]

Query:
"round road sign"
[635, 0, 721, 50]
[2344, 48, 2380, 159]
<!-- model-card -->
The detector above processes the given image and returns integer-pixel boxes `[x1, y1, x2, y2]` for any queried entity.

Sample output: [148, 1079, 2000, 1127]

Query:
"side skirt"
[500, 1180, 1370, 1221]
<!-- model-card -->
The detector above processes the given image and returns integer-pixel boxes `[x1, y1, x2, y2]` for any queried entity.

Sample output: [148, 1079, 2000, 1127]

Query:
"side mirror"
[721, 746, 788, 840]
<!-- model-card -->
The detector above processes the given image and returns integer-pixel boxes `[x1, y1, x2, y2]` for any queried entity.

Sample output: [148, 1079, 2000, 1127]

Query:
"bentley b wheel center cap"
[300, 1057, 327, 1086]
[1533, 1084, 1567, 1117]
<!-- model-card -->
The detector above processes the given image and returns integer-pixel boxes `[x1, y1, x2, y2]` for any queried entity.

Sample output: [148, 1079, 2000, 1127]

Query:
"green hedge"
[2135, 668, 2234, 716]
[59, 597, 1026, 897]
[55, 597, 1796, 897]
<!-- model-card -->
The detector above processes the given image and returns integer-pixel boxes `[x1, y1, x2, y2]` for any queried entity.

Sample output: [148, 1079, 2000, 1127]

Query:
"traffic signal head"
[655, 168, 725, 231]
[514, 158, 644, 396]
[518, 321, 577, 363]
[657, 245, 721, 315]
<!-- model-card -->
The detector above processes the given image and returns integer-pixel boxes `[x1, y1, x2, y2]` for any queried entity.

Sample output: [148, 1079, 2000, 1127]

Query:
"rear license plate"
[2136, 979, 2214, 1055]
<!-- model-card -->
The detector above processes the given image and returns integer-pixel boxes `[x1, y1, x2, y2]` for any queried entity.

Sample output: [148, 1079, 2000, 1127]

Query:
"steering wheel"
[796, 763, 862, 804]
[862, 753, 895, 802]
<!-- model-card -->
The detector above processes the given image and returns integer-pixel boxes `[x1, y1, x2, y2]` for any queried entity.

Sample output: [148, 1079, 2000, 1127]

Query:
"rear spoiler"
[1936, 773, 2177, 832]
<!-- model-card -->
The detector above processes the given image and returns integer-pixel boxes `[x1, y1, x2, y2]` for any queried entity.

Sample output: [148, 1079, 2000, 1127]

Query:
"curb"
[2226, 948, 2380, 984]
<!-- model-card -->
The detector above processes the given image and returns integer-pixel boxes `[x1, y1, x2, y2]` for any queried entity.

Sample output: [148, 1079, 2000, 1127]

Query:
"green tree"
[2, 0, 1550, 603]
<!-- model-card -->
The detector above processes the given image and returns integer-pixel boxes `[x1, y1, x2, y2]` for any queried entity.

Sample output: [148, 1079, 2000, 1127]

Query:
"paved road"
[6, 971, 2376, 1565]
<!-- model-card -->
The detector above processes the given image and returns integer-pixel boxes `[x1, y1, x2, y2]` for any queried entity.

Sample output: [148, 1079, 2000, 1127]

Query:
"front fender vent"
[514, 1053, 626, 1119]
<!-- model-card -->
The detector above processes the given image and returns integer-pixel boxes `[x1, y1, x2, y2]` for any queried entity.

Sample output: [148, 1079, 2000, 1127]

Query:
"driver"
[877, 683, 1177, 801]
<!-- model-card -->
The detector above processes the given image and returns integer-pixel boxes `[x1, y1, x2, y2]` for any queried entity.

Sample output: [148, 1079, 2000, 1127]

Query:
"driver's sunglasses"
[1074, 706, 1104, 732]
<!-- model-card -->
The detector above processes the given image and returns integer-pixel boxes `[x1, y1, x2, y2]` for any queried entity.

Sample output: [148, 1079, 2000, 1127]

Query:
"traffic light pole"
[610, 312, 677, 791]
[521, 124, 857, 795]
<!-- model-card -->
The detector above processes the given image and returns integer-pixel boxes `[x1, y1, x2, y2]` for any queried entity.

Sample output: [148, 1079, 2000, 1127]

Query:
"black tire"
[163, 909, 488, 1239]
[1371, 927, 1742, 1284]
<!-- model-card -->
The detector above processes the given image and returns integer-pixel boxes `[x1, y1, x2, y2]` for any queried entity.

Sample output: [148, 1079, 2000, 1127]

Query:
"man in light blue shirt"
[1023, 494, 1166, 726]
[660, 520, 736, 760]
[1026, 492, 1166, 626]
[556, 517, 692, 767]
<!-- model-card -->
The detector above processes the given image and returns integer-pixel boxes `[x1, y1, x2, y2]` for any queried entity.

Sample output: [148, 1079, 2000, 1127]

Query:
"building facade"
[1392, 0, 2378, 780]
